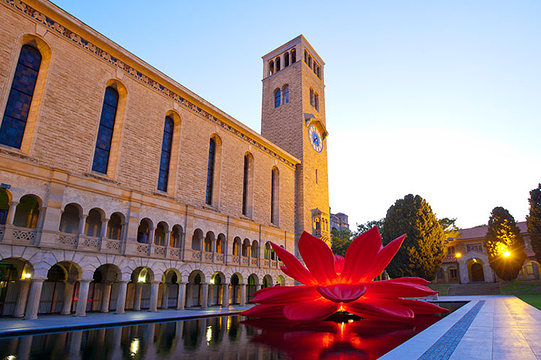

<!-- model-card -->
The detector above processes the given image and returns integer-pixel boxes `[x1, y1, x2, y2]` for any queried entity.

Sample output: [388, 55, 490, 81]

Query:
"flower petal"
[283, 299, 338, 321]
[317, 284, 366, 303]
[298, 231, 338, 285]
[364, 281, 437, 298]
[346, 299, 414, 321]
[341, 227, 383, 283]
[270, 242, 316, 285]
[362, 234, 406, 281]
[240, 304, 286, 318]
[251, 286, 320, 304]
[334, 255, 345, 275]
[400, 299, 449, 315]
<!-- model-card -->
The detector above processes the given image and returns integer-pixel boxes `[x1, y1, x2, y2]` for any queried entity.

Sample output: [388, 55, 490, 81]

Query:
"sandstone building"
[0, 0, 330, 319]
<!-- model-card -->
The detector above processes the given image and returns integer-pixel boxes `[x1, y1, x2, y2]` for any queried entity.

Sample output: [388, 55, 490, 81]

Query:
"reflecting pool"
[0, 302, 465, 360]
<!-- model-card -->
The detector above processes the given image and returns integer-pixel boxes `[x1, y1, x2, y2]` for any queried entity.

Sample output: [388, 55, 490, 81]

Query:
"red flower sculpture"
[242, 227, 447, 322]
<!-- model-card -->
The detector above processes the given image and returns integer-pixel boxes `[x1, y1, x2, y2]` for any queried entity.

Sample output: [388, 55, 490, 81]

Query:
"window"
[0, 45, 42, 148]
[271, 167, 279, 225]
[206, 137, 216, 205]
[467, 244, 483, 252]
[314, 92, 319, 111]
[92, 87, 119, 174]
[304, 50, 308, 63]
[269, 60, 274, 76]
[274, 88, 281, 108]
[447, 246, 455, 256]
[242, 153, 254, 217]
[158, 116, 174, 191]
[449, 269, 458, 278]
[284, 52, 289, 67]
[107, 213, 123, 240]
[282, 85, 289, 104]
[310, 88, 314, 106]
[291, 49, 296, 63]
[276, 57, 281, 71]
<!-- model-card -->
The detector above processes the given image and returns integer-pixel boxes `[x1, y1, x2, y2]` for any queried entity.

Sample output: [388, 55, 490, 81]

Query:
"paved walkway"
[0, 296, 539, 359]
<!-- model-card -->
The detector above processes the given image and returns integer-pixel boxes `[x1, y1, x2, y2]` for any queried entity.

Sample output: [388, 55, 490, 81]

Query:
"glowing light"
[210, 278, 215, 285]
[21, 272, 31, 279]
[206, 326, 212, 345]
[226, 317, 231, 331]
[503, 251, 511, 257]
[138, 269, 147, 283]
[455, 252, 462, 258]
[129, 338, 140, 358]
[6, 355, 17, 360]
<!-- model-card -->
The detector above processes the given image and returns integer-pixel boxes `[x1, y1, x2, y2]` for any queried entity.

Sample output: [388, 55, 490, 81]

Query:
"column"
[100, 282, 112, 313]
[185, 283, 192, 308]
[75, 280, 91, 316]
[161, 282, 169, 309]
[201, 283, 208, 309]
[222, 283, 230, 308]
[115, 281, 128, 314]
[177, 282, 186, 310]
[6, 201, 18, 225]
[24, 278, 45, 320]
[100, 218, 109, 238]
[149, 281, 159, 312]
[78, 214, 88, 236]
[240, 283, 246, 306]
[13, 279, 31, 317]
[133, 282, 142, 311]
[60, 281, 75, 315]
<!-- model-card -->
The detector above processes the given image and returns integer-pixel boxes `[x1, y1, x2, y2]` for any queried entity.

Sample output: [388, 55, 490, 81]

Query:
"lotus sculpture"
[242, 227, 447, 322]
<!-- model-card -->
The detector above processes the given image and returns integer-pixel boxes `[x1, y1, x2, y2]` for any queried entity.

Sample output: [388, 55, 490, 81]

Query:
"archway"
[127, 267, 153, 310]
[39, 261, 80, 314]
[210, 272, 224, 306]
[88, 264, 120, 313]
[469, 261, 485, 282]
[230, 274, 241, 305]
[247, 274, 258, 301]
[262, 275, 273, 288]
[187, 271, 204, 307]
[161, 269, 180, 309]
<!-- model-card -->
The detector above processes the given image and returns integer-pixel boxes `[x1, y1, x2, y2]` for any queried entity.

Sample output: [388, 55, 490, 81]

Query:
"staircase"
[447, 283, 501, 296]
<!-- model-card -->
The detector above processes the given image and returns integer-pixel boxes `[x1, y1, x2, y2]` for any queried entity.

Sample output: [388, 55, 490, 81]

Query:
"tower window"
[92, 86, 119, 174]
[291, 49, 296, 63]
[304, 50, 308, 63]
[271, 167, 279, 225]
[274, 88, 281, 108]
[276, 57, 281, 72]
[269, 60, 274, 76]
[158, 115, 174, 191]
[283, 85, 289, 104]
[0, 45, 42, 148]
[309, 88, 314, 106]
[242, 153, 254, 217]
[206, 137, 216, 205]
[284, 52, 290, 67]
[314, 92, 319, 111]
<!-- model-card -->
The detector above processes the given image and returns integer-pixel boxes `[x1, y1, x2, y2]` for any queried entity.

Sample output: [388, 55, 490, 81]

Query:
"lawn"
[499, 280, 541, 310]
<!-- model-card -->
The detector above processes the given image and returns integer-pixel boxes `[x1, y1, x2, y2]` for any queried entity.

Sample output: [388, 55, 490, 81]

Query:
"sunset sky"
[49, 0, 541, 229]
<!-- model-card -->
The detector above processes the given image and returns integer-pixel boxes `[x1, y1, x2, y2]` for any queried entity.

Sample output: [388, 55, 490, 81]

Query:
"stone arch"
[242, 238, 250, 257]
[276, 275, 285, 286]
[38, 261, 81, 315]
[161, 268, 181, 309]
[137, 218, 153, 244]
[13, 194, 41, 229]
[251, 240, 259, 258]
[210, 271, 225, 306]
[84, 207, 105, 237]
[154, 221, 168, 246]
[127, 266, 154, 311]
[204, 231, 215, 252]
[88, 264, 121, 313]
[0, 190, 10, 225]
[467, 259, 485, 282]
[262, 274, 273, 288]
[106, 212, 125, 240]
[170, 224, 183, 248]
[232, 236, 241, 256]
[186, 270, 205, 307]
[59, 203, 83, 234]
[247, 273, 259, 301]
[216, 233, 226, 254]
[0, 257, 33, 317]
[230, 272, 243, 305]
[192, 228, 203, 251]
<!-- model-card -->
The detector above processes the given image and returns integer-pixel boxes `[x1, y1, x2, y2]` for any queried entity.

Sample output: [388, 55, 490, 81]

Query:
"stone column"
[6, 201, 18, 225]
[75, 280, 91, 316]
[149, 281, 159, 312]
[13, 279, 31, 317]
[78, 214, 88, 236]
[222, 283, 230, 308]
[240, 283, 246, 306]
[60, 281, 75, 315]
[115, 281, 128, 314]
[133, 282, 142, 311]
[177, 282, 186, 310]
[100, 218, 109, 238]
[100, 282, 112, 313]
[201, 283, 208, 309]
[17, 335, 32, 360]
[161, 282, 169, 309]
[24, 278, 45, 320]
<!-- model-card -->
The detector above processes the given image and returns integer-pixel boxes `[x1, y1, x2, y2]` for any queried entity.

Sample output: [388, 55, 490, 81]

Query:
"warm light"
[210, 278, 215, 285]
[206, 325, 212, 345]
[455, 253, 462, 258]
[130, 338, 140, 357]
[503, 251, 511, 257]
[6, 355, 17, 360]
[138, 269, 147, 283]
[21, 272, 31, 279]
[226, 317, 231, 331]
[338, 305, 345, 312]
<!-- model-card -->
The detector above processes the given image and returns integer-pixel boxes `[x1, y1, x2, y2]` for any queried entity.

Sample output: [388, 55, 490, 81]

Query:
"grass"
[515, 295, 541, 310]
[500, 280, 541, 309]
[427, 283, 450, 296]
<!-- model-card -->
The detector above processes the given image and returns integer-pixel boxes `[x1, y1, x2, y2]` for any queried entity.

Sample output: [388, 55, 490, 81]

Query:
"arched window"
[304, 50, 308, 63]
[316, 66, 321, 78]
[274, 89, 281, 108]
[154, 222, 167, 246]
[242, 239, 250, 257]
[13, 195, 40, 228]
[216, 234, 225, 254]
[284, 52, 290, 67]
[242, 153, 254, 217]
[204, 232, 214, 252]
[276, 57, 281, 71]
[310, 88, 314, 106]
[0, 45, 42, 148]
[291, 49, 296, 63]
[107, 213, 123, 240]
[0, 191, 9, 225]
[282, 85, 289, 104]
[137, 218, 151, 244]
[192, 229, 203, 251]
[269, 60, 274, 76]
[206, 137, 216, 205]
[314, 92, 319, 111]
[92, 87, 119, 174]
[158, 115, 174, 192]
[233, 237, 241, 256]
[170, 225, 182, 248]
[271, 167, 279, 225]
[251, 240, 259, 258]
[59, 204, 80, 234]
[84, 208, 102, 237]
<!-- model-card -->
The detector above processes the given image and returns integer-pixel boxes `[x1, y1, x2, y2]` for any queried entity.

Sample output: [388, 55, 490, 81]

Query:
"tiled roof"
[455, 221, 527, 241]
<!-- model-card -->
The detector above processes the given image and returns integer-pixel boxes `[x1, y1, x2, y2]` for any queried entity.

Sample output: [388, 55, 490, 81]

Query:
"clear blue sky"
[50, 0, 541, 229]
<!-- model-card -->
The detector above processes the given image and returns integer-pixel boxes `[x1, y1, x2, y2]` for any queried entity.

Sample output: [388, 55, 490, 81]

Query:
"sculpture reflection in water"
[244, 314, 443, 360]
[242, 228, 448, 322]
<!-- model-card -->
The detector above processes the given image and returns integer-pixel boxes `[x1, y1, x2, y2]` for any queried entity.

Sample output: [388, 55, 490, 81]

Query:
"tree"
[485, 207, 526, 281]
[331, 228, 354, 257]
[381, 194, 446, 280]
[438, 217, 460, 240]
[527, 184, 541, 264]
[356, 219, 385, 236]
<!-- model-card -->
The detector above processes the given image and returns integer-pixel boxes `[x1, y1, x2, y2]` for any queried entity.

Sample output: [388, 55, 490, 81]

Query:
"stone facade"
[0, 1, 329, 319]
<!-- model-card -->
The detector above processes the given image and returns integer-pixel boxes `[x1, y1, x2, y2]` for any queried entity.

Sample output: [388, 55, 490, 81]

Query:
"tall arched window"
[284, 52, 290, 67]
[276, 57, 281, 71]
[206, 137, 216, 205]
[158, 115, 174, 191]
[291, 49, 296, 63]
[274, 89, 281, 108]
[0, 45, 42, 148]
[309, 88, 314, 106]
[92, 87, 119, 174]
[242, 153, 254, 217]
[271, 167, 279, 225]
[269, 60, 274, 76]
[282, 85, 289, 104]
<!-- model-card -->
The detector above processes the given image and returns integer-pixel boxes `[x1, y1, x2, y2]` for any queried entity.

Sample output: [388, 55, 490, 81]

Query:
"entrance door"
[471, 263, 485, 282]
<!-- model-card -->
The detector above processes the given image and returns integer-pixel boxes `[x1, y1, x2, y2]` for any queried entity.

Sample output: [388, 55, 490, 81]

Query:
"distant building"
[331, 212, 349, 232]
[435, 222, 540, 284]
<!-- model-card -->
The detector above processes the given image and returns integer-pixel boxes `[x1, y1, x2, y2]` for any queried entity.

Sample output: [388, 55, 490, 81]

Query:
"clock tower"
[261, 35, 331, 247]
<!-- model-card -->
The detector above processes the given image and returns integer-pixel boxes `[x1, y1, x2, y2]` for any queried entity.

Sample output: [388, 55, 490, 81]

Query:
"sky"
[49, 0, 541, 230]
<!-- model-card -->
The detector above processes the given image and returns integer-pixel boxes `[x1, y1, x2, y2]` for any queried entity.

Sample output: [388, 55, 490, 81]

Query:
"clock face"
[308, 124, 323, 153]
